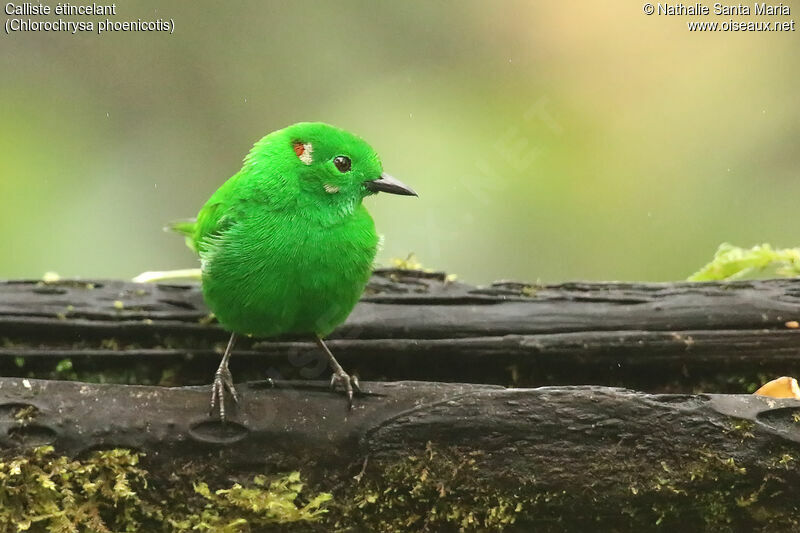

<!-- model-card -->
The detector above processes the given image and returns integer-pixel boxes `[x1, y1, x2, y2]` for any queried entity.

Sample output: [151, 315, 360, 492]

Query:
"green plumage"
[175, 122, 399, 338]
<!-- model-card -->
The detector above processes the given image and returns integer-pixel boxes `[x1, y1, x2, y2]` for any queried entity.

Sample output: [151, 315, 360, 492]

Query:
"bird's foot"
[209, 365, 239, 422]
[330, 370, 360, 409]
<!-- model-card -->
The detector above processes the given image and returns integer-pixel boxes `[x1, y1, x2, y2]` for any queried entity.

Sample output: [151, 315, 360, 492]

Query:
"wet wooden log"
[2, 271, 800, 391]
[1, 378, 799, 530]
[3, 273, 800, 528]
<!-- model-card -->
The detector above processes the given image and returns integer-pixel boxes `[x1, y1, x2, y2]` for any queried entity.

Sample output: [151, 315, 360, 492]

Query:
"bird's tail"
[166, 218, 198, 253]
[133, 219, 201, 283]
[167, 218, 196, 238]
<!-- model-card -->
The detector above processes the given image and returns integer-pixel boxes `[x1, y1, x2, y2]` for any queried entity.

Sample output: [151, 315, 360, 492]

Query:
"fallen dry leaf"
[754, 376, 800, 399]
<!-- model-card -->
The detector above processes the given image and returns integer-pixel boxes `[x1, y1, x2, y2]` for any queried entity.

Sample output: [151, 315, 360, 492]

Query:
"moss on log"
[3, 272, 800, 529]
[1, 378, 800, 531]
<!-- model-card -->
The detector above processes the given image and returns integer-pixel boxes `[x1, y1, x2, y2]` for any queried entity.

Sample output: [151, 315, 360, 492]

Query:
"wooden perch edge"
[3, 270, 800, 391]
[1, 377, 800, 530]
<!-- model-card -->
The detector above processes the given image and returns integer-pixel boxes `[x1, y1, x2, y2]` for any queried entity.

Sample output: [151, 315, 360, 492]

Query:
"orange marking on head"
[294, 141, 313, 164]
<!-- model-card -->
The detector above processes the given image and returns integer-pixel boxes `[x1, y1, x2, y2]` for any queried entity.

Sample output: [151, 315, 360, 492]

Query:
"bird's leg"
[315, 336, 360, 409]
[210, 332, 239, 421]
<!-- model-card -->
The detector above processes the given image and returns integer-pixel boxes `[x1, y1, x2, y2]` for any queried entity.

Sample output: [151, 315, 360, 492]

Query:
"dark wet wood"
[1, 378, 799, 530]
[2, 271, 800, 391]
[3, 273, 800, 528]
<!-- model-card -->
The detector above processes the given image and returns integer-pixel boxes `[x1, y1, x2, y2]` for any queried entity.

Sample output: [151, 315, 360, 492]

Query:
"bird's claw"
[209, 366, 239, 422]
[330, 371, 360, 409]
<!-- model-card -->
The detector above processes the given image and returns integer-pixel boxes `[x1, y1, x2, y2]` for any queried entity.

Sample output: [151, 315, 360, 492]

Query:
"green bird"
[171, 122, 417, 420]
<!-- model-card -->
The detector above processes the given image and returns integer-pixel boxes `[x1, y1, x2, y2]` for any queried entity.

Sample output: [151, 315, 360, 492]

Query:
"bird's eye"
[333, 156, 351, 173]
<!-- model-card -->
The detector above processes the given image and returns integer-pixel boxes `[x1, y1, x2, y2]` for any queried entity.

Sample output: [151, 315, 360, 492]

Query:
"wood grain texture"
[3, 273, 800, 528]
[1, 378, 799, 530]
[3, 271, 800, 390]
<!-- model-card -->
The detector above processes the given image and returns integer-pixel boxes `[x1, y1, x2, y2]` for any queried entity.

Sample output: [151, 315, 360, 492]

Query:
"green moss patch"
[332, 440, 800, 532]
[3, 439, 800, 532]
[0, 446, 331, 532]
[337, 444, 525, 531]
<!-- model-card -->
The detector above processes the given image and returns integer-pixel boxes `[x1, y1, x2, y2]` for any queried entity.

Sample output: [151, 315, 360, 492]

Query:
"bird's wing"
[193, 200, 234, 254]
[168, 173, 242, 254]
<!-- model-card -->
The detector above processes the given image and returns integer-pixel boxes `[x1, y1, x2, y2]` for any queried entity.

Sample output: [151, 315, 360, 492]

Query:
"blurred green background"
[1, 1, 798, 284]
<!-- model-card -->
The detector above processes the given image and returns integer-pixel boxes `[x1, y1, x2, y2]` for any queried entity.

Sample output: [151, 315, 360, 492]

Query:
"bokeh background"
[2, 1, 798, 284]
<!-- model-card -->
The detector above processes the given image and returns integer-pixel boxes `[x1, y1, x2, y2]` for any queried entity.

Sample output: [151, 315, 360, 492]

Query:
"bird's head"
[244, 122, 416, 217]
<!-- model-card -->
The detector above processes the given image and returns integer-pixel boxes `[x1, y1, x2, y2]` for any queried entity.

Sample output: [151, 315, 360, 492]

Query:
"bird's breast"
[201, 208, 378, 337]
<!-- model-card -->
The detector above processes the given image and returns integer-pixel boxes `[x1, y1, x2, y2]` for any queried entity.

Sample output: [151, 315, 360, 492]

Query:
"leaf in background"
[688, 243, 800, 281]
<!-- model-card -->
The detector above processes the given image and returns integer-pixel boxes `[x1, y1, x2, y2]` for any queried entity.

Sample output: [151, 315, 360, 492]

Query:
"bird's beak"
[365, 173, 418, 197]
